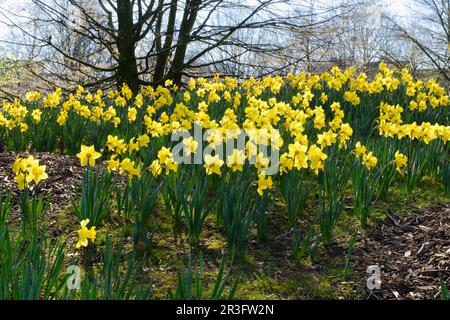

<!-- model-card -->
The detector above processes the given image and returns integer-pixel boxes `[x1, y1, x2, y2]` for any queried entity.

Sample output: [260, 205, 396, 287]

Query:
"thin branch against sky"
[0, 0, 414, 35]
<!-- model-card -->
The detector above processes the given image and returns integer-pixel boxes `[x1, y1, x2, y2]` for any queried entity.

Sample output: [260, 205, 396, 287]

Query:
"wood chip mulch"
[352, 203, 450, 300]
[0, 151, 83, 222]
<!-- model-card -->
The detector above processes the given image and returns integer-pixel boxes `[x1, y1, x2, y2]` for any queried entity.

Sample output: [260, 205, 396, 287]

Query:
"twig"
[415, 242, 426, 256]
[387, 210, 404, 227]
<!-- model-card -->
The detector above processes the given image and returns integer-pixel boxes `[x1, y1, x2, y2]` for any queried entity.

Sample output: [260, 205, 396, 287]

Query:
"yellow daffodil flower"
[76, 219, 96, 249]
[307, 144, 327, 174]
[257, 174, 273, 196]
[204, 154, 224, 175]
[77, 145, 101, 167]
[394, 151, 408, 174]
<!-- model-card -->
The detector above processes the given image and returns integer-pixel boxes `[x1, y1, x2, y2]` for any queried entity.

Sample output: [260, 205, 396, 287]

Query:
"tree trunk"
[153, 0, 178, 85]
[170, 0, 201, 84]
[116, 0, 139, 93]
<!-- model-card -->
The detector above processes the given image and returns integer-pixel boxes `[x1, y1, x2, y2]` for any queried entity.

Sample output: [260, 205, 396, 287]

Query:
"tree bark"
[116, 0, 140, 93]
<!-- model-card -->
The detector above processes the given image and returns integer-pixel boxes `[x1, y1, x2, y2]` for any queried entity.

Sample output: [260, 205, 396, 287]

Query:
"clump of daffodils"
[12, 155, 48, 190]
[76, 219, 97, 249]
[354, 142, 378, 171]
[149, 146, 178, 176]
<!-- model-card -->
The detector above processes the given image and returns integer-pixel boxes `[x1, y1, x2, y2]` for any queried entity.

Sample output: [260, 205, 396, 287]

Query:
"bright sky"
[388, 0, 412, 17]
[0, 0, 29, 37]
[0, 0, 414, 39]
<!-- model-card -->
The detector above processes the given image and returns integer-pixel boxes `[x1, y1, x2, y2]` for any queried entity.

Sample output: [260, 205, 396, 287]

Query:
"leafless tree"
[0, 0, 353, 93]
[386, 0, 450, 81]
